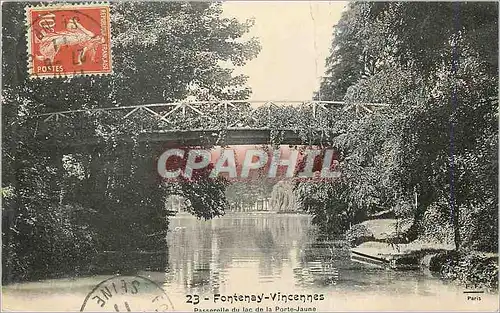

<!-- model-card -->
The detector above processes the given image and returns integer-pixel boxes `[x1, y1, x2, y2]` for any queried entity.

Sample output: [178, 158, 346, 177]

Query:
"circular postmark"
[80, 275, 175, 312]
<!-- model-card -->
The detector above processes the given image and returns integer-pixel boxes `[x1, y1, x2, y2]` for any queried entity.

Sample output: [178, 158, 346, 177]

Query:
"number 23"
[186, 295, 200, 305]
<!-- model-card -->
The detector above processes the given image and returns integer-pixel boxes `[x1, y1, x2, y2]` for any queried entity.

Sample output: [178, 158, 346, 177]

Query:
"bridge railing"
[31, 100, 390, 132]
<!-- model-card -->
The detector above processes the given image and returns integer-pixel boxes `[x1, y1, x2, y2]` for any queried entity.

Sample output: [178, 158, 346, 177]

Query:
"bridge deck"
[57, 128, 341, 148]
[28, 100, 386, 147]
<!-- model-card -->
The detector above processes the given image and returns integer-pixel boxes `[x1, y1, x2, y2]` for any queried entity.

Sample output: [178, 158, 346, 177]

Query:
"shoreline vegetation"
[292, 1, 498, 293]
[344, 215, 498, 291]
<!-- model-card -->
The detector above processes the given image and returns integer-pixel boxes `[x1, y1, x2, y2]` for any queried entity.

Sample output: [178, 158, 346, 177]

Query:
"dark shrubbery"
[2, 202, 96, 283]
[431, 251, 498, 290]
[344, 224, 374, 247]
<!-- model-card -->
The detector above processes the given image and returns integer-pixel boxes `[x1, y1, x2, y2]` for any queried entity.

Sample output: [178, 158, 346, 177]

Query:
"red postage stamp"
[26, 4, 112, 78]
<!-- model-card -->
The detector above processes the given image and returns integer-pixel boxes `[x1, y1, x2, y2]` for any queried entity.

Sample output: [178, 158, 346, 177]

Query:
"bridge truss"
[30, 100, 390, 146]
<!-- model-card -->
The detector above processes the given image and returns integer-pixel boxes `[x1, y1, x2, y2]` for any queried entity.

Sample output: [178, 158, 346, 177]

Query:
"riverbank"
[3, 213, 499, 312]
[346, 218, 499, 290]
[2, 250, 169, 285]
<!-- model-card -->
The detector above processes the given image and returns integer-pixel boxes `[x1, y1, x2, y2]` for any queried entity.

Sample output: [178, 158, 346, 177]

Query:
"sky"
[222, 1, 347, 101]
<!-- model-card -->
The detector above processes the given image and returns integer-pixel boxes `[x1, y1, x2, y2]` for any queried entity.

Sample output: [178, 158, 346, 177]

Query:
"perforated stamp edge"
[25, 2, 113, 80]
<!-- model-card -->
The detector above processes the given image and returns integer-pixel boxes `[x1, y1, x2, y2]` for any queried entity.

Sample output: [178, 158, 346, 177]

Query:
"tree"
[300, 2, 498, 252]
[2, 1, 261, 282]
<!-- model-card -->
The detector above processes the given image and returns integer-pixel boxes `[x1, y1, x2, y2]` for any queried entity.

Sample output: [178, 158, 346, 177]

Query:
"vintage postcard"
[2, 1, 498, 312]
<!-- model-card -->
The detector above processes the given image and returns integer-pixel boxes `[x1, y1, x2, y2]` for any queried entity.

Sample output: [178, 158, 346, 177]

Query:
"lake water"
[2, 213, 498, 311]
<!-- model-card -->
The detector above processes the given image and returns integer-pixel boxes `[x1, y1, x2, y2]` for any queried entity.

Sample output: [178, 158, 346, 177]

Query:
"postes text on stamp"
[26, 3, 112, 78]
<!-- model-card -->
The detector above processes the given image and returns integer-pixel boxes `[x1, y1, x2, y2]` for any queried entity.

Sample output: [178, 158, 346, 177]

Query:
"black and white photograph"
[1, 1, 499, 311]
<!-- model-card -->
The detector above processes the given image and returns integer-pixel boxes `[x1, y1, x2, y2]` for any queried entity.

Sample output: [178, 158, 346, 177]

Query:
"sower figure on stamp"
[36, 17, 104, 65]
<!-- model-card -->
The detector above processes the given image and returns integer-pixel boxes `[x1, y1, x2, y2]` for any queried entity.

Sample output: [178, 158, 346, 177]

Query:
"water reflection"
[166, 213, 338, 295]
[3, 213, 499, 311]
[294, 242, 341, 287]
[165, 213, 489, 299]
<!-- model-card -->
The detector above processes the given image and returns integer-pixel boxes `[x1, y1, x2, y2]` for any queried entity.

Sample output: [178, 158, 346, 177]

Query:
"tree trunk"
[453, 205, 461, 251]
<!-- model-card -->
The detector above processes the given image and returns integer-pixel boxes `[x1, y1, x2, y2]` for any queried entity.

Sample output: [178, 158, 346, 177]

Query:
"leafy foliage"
[296, 2, 498, 253]
[437, 252, 498, 290]
[2, 1, 260, 283]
